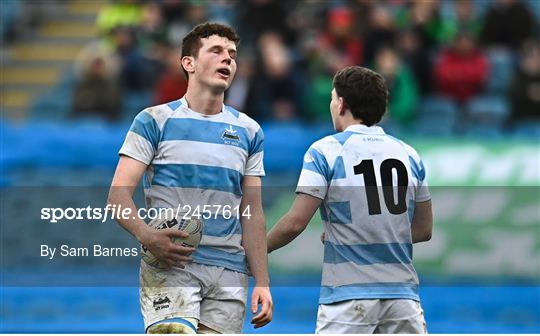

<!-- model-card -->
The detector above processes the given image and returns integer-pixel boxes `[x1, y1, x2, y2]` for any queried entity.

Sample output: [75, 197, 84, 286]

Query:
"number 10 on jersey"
[353, 159, 408, 215]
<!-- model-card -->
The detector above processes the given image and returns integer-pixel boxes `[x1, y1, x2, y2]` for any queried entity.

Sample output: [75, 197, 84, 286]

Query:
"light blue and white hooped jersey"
[296, 124, 430, 304]
[119, 97, 265, 273]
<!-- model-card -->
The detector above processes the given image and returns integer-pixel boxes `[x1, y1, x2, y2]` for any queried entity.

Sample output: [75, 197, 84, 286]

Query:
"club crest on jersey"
[153, 295, 171, 311]
[222, 125, 241, 145]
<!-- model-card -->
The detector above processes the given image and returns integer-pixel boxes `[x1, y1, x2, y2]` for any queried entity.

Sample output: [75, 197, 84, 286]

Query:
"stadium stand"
[1, 0, 539, 333]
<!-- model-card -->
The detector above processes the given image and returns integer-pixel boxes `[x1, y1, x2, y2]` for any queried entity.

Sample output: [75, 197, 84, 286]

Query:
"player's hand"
[250, 286, 273, 328]
[141, 227, 195, 268]
[320, 232, 325, 243]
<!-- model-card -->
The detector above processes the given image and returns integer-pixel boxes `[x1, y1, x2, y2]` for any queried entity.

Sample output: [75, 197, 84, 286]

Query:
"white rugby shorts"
[140, 261, 248, 333]
[316, 298, 427, 334]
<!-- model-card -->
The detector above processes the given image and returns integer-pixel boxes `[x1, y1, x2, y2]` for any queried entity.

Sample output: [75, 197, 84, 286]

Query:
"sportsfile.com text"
[41, 204, 252, 223]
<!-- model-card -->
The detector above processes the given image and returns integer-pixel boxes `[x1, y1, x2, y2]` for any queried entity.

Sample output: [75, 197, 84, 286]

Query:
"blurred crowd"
[4, 0, 540, 133]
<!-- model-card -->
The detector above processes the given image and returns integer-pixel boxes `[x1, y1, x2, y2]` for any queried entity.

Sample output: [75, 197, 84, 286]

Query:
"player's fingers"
[168, 253, 192, 263]
[260, 297, 271, 316]
[251, 312, 263, 324]
[254, 322, 265, 328]
[251, 298, 270, 324]
[165, 229, 189, 238]
[263, 297, 273, 324]
[251, 293, 259, 314]
[253, 310, 272, 328]
[251, 311, 271, 325]
[254, 319, 271, 329]
[169, 245, 195, 255]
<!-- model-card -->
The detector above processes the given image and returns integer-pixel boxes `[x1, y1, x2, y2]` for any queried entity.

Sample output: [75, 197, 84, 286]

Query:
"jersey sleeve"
[245, 127, 265, 176]
[410, 154, 430, 202]
[296, 143, 330, 200]
[118, 109, 160, 165]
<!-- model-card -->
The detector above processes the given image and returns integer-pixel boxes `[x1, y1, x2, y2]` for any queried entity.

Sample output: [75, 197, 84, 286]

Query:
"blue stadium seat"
[473, 0, 492, 17]
[465, 94, 510, 125]
[29, 73, 78, 120]
[511, 120, 540, 138]
[527, 0, 540, 20]
[2, 121, 126, 179]
[463, 124, 504, 139]
[122, 90, 153, 121]
[440, 0, 457, 20]
[30, 88, 72, 120]
[414, 95, 459, 136]
[0, 0, 21, 41]
[262, 122, 332, 173]
[486, 50, 516, 94]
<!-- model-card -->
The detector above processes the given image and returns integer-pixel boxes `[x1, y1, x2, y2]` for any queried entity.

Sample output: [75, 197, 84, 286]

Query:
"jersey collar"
[344, 124, 386, 135]
[179, 96, 225, 118]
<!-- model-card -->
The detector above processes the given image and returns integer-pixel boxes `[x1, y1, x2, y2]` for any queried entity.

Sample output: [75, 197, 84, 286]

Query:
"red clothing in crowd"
[153, 72, 188, 105]
[434, 49, 489, 102]
[319, 33, 364, 67]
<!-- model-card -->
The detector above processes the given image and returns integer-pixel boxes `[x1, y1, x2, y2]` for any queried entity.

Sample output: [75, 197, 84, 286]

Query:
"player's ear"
[338, 97, 346, 116]
[181, 56, 195, 75]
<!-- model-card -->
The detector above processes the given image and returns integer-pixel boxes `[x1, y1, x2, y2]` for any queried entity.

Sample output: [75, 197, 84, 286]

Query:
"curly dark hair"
[333, 66, 388, 126]
[181, 22, 240, 79]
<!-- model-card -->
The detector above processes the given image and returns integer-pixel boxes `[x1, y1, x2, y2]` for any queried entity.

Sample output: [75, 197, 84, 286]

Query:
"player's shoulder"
[224, 104, 262, 135]
[385, 133, 422, 161]
[308, 133, 347, 159]
[136, 100, 182, 130]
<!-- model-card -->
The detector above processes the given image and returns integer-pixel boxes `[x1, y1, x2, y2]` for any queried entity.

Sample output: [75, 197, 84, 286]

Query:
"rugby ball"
[141, 211, 203, 268]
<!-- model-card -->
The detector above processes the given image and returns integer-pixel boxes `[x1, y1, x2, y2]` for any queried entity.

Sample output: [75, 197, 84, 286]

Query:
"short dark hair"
[181, 22, 240, 79]
[333, 66, 388, 126]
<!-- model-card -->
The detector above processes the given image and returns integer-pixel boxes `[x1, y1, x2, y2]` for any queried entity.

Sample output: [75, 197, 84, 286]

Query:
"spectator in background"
[318, 7, 364, 71]
[72, 55, 122, 120]
[226, 53, 257, 117]
[137, 2, 170, 88]
[96, 0, 143, 37]
[364, 4, 397, 65]
[396, 28, 433, 94]
[395, 0, 454, 48]
[138, 2, 168, 52]
[508, 40, 540, 125]
[287, 0, 328, 39]
[374, 46, 419, 128]
[349, 0, 376, 37]
[239, 0, 295, 47]
[111, 26, 148, 90]
[153, 47, 187, 105]
[448, 0, 482, 40]
[166, 1, 208, 48]
[160, 0, 186, 26]
[68, 0, 537, 130]
[434, 31, 489, 102]
[306, 7, 363, 121]
[207, 0, 237, 26]
[481, 0, 536, 50]
[254, 32, 301, 121]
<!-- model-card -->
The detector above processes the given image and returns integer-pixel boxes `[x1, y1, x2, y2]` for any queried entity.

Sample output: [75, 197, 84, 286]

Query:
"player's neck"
[184, 87, 224, 115]
[337, 115, 364, 132]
